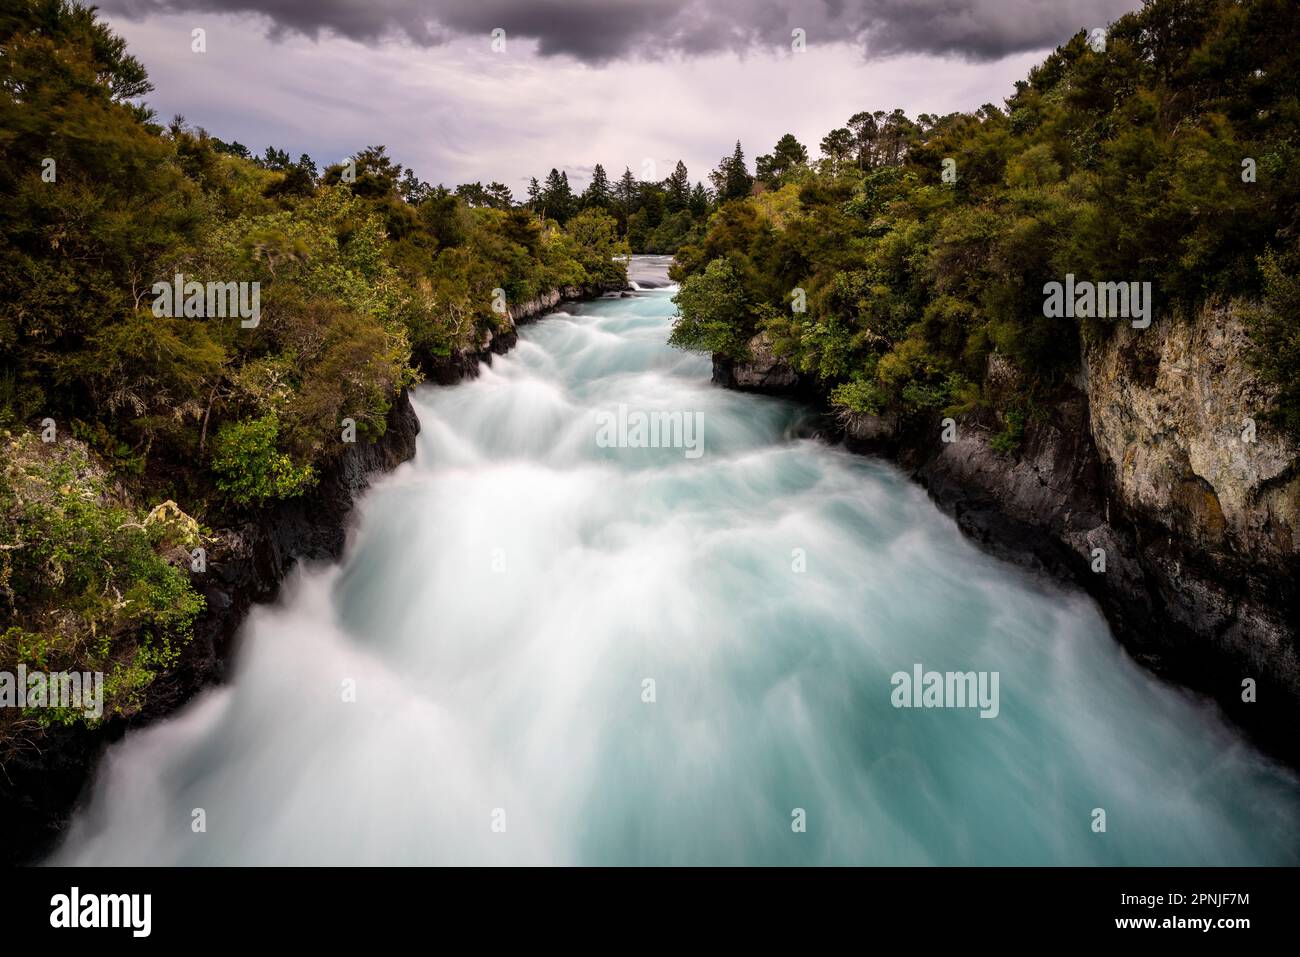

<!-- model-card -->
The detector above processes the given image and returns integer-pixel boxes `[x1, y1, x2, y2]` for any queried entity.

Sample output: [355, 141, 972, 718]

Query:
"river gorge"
[50, 257, 1300, 866]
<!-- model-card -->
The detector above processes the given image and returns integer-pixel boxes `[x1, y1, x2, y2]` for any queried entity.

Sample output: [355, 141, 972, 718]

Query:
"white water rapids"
[53, 256, 1300, 865]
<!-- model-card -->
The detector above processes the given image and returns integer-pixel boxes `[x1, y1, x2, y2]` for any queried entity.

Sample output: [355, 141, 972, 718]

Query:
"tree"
[265, 155, 317, 199]
[755, 133, 809, 186]
[454, 181, 488, 206]
[819, 128, 855, 168]
[399, 168, 429, 204]
[665, 160, 691, 211]
[583, 163, 613, 209]
[709, 141, 752, 203]
[563, 208, 629, 287]
[540, 167, 576, 222]
[212, 138, 251, 160]
[615, 167, 639, 213]
[639, 184, 664, 228]
[259, 146, 291, 171]
[847, 111, 882, 168]
[417, 186, 468, 249]
[326, 144, 403, 199]
[689, 182, 711, 217]
[0, 0, 209, 434]
[669, 257, 752, 358]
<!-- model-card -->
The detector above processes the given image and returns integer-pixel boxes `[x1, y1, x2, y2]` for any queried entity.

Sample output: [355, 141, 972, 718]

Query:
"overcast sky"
[98, 0, 1140, 195]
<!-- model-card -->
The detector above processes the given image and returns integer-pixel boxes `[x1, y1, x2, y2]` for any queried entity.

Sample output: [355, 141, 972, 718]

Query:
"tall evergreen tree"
[540, 167, 575, 222]
[615, 166, 639, 213]
[665, 160, 691, 211]
[583, 163, 613, 209]
[709, 141, 752, 203]
[689, 182, 710, 217]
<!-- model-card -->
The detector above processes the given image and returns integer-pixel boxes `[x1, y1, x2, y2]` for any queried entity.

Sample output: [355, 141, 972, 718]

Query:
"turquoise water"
[53, 256, 1300, 865]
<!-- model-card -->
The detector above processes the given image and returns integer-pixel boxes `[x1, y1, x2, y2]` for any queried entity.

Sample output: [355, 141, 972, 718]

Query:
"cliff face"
[725, 302, 1300, 764]
[712, 331, 803, 393]
[1083, 308, 1299, 694]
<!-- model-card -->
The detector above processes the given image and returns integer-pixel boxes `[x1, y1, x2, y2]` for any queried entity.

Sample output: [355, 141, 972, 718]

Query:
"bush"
[669, 258, 754, 359]
[210, 414, 316, 506]
[1244, 249, 1300, 438]
[0, 432, 203, 737]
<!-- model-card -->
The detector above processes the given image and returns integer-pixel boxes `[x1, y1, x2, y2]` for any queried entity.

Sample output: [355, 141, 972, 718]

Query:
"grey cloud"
[99, 0, 1139, 62]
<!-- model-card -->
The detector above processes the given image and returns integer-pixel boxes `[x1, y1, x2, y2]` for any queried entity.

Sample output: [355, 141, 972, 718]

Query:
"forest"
[667, 0, 1300, 452]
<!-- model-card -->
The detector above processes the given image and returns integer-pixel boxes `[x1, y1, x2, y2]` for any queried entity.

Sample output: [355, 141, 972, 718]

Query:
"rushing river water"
[54, 256, 1300, 865]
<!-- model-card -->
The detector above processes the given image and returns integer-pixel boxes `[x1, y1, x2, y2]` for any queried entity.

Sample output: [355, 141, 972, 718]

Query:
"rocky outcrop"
[722, 302, 1300, 766]
[1079, 306, 1299, 751]
[712, 331, 802, 393]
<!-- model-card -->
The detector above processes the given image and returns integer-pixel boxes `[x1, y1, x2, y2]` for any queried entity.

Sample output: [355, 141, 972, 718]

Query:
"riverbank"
[0, 282, 619, 865]
[713, 312, 1300, 770]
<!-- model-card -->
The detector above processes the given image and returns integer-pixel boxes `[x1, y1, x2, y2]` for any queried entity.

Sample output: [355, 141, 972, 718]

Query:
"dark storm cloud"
[97, 0, 1138, 62]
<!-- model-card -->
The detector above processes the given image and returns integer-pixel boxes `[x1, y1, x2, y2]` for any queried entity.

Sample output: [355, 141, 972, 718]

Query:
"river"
[52, 255, 1300, 865]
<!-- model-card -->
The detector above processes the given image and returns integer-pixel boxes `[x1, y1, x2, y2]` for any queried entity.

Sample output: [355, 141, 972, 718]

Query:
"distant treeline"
[212, 139, 720, 255]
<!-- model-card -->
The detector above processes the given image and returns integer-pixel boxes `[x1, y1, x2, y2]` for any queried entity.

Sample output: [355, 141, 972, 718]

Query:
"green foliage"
[829, 368, 885, 416]
[989, 409, 1027, 456]
[669, 258, 754, 359]
[670, 0, 1300, 435]
[0, 432, 203, 737]
[562, 208, 630, 287]
[210, 414, 316, 506]
[1244, 250, 1300, 434]
[0, 0, 636, 740]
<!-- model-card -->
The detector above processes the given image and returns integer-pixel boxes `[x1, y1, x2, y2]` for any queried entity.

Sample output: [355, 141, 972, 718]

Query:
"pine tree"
[709, 141, 752, 203]
[583, 163, 613, 209]
[755, 134, 808, 185]
[541, 168, 575, 222]
[689, 182, 710, 217]
[665, 160, 691, 212]
[616, 167, 639, 213]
